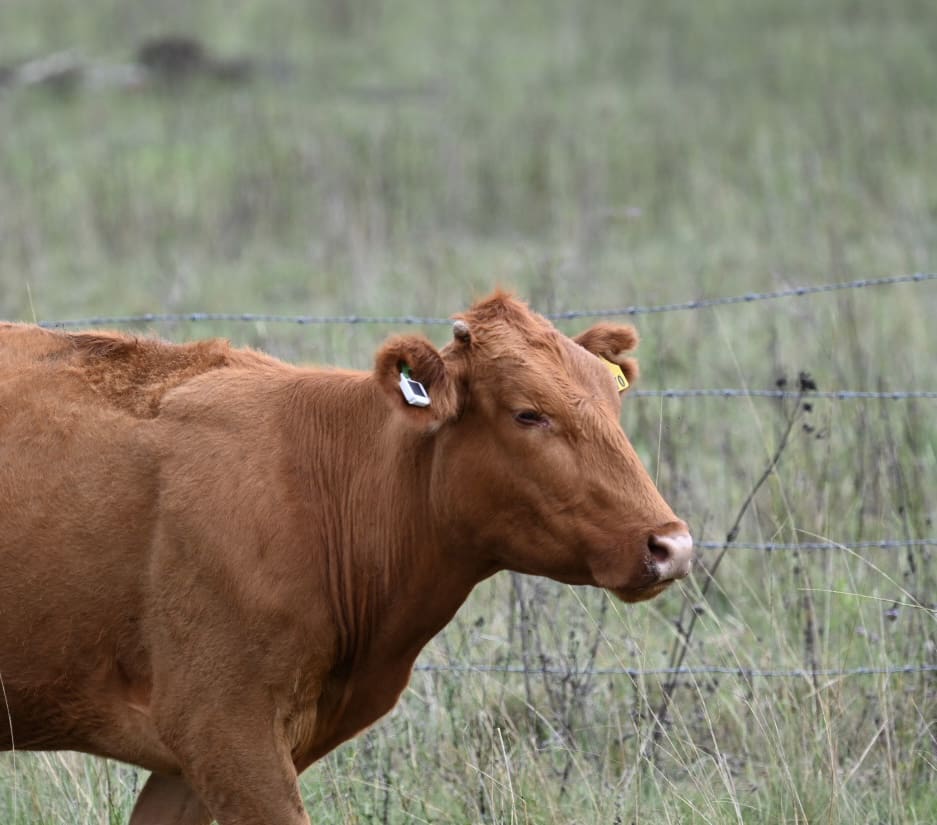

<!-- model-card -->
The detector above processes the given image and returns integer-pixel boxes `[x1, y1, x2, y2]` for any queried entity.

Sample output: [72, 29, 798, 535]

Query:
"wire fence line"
[29, 271, 937, 329]
[631, 388, 937, 400]
[412, 542, 937, 683]
[17, 275, 937, 555]
[547, 271, 937, 320]
[412, 662, 937, 679]
[701, 539, 937, 552]
[21, 275, 937, 401]
[14, 274, 937, 690]
[15, 275, 937, 556]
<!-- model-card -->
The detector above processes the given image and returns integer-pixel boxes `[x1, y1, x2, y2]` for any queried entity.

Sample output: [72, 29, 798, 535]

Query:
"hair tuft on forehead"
[454, 291, 559, 351]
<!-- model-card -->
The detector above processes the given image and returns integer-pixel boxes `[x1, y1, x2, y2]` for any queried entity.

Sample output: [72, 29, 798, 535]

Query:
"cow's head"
[374, 291, 693, 602]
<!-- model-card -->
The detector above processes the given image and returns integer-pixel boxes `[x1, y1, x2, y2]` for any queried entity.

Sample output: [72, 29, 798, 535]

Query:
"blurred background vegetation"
[1, 0, 935, 822]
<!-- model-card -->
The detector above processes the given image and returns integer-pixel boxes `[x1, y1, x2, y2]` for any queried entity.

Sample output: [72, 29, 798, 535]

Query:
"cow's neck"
[285, 371, 491, 668]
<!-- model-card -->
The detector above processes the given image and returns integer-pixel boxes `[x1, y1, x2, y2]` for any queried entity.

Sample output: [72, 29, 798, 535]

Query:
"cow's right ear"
[374, 335, 460, 429]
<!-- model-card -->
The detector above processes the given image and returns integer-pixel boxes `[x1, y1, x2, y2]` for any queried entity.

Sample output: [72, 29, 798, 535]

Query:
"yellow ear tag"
[601, 357, 629, 392]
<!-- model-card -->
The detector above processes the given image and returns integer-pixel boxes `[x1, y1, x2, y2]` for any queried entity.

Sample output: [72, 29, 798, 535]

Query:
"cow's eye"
[514, 410, 549, 428]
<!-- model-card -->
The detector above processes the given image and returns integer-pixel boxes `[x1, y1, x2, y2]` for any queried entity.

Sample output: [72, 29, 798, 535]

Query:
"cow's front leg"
[152, 699, 312, 825]
[168, 737, 309, 825]
[129, 773, 212, 825]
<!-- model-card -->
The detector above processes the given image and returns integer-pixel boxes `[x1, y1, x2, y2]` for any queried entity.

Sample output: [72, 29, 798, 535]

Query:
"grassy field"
[1, 0, 936, 822]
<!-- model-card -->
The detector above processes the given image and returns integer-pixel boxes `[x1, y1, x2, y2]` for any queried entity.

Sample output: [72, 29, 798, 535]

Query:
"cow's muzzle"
[647, 523, 694, 583]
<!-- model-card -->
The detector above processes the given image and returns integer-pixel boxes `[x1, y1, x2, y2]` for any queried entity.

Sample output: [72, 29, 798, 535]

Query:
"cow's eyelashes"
[514, 410, 550, 428]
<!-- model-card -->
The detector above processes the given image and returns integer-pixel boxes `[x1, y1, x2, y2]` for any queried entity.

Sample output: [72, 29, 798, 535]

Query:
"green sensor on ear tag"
[600, 357, 629, 392]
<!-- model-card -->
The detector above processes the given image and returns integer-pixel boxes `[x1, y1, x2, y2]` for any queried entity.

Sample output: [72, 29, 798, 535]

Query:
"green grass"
[1, 0, 936, 822]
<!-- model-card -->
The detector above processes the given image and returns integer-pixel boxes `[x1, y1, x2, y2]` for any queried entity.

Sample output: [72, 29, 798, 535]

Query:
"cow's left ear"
[574, 323, 640, 388]
[374, 335, 460, 429]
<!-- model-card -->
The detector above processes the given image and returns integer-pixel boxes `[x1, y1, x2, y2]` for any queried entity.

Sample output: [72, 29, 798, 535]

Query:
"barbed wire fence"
[631, 388, 937, 400]
[16, 271, 937, 683]
[26, 273, 937, 409]
[412, 663, 937, 678]
[32, 271, 937, 328]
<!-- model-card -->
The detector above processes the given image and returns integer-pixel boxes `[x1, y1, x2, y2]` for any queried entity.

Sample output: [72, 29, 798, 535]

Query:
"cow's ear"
[374, 335, 460, 429]
[574, 323, 640, 388]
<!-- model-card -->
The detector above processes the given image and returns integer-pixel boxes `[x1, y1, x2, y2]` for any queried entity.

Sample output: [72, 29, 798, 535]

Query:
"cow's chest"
[293, 655, 416, 767]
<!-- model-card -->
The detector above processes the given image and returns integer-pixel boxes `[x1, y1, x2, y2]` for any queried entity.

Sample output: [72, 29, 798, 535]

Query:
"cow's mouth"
[609, 580, 673, 603]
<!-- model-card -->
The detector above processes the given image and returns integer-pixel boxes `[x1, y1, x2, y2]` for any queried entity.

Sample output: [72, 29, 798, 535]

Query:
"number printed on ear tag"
[600, 357, 629, 392]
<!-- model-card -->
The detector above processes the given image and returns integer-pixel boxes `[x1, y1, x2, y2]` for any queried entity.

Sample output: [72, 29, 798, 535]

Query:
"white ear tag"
[399, 369, 431, 407]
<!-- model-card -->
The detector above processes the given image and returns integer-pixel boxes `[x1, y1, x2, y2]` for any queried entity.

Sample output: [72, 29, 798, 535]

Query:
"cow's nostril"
[648, 530, 694, 581]
[648, 535, 671, 563]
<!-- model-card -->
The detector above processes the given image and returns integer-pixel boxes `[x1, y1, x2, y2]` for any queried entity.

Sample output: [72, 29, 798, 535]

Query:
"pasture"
[1, 0, 935, 822]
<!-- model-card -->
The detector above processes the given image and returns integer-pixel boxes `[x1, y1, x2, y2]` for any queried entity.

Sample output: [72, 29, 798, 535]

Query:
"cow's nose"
[648, 528, 694, 582]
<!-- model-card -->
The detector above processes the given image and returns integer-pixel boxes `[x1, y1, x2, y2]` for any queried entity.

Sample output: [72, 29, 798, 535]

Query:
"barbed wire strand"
[547, 271, 937, 320]
[703, 539, 937, 551]
[31, 271, 937, 329]
[412, 662, 937, 678]
[631, 389, 937, 400]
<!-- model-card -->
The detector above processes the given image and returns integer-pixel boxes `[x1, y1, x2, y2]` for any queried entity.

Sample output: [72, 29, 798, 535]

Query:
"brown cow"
[0, 292, 692, 825]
